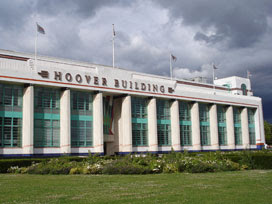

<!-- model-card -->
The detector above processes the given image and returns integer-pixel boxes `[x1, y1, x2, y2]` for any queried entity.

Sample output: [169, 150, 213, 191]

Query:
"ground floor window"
[249, 127, 256, 145]
[71, 120, 92, 147]
[218, 126, 227, 145]
[200, 125, 210, 146]
[34, 119, 60, 147]
[0, 117, 22, 147]
[157, 124, 171, 146]
[180, 124, 191, 146]
[132, 122, 148, 146]
[234, 126, 242, 145]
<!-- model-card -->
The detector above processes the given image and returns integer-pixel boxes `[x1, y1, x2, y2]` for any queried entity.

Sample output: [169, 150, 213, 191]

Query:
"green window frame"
[233, 107, 242, 145]
[241, 84, 247, 95]
[103, 96, 113, 135]
[131, 97, 148, 146]
[0, 84, 23, 147]
[217, 105, 227, 145]
[248, 108, 256, 145]
[199, 103, 210, 145]
[179, 101, 192, 146]
[218, 126, 227, 145]
[234, 127, 242, 145]
[34, 87, 60, 147]
[157, 99, 171, 146]
[71, 91, 93, 147]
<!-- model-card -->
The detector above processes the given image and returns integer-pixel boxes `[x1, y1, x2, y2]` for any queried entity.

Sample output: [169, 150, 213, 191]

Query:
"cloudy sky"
[0, 0, 272, 122]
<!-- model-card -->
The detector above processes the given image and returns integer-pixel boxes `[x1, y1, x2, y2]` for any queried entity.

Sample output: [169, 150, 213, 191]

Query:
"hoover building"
[0, 49, 265, 156]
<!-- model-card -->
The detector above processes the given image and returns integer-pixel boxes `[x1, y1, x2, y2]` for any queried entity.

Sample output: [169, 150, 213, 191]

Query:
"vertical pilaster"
[93, 92, 104, 153]
[121, 95, 132, 153]
[226, 106, 235, 150]
[148, 98, 158, 152]
[255, 102, 265, 149]
[191, 102, 201, 151]
[210, 104, 219, 150]
[22, 85, 34, 155]
[241, 107, 250, 149]
[60, 88, 71, 154]
[170, 100, 181, 151]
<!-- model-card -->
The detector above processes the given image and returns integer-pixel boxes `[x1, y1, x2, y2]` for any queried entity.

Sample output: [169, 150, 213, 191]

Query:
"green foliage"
[0, 158, 46, 173]
[264, 120, 272, 145]
[3, 150, 272, 175]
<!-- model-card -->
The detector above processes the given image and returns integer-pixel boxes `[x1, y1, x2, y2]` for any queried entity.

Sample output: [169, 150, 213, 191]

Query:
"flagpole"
[170, 54, 172, 80]
[112, 24, 115, 69]
[35, 23, 38, 70]
[212, 63, 215, 94]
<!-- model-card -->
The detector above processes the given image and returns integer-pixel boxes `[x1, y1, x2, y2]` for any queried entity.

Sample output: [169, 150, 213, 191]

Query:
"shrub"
[102, 160, 152, 174]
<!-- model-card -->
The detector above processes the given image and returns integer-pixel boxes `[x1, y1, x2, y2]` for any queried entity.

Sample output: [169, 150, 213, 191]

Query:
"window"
[199, 103, 210, 145]
[199, 103, 209, 122]
[235, 127, 242, 145]
[233, 107, 242, 145]
[0, 84, 23, 147]
[218, 126, 227, 145]
[103, 96, 113, 135]
[157, 99, 171, 146]
[217, 105, 227, 145]
[248, 108, 256, 145]
[132, 97, 148, 146]
[34, 119, 60, 147]
[71, 91, 93, 147]
[0, 117, 22, 147]
[241, 84, 247, 95]
[200, 125, 210, 146]
[34, 87, 60, 147]
[179, 101, 192, 146]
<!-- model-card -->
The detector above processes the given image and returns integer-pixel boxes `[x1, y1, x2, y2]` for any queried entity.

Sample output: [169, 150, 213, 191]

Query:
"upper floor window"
[241, 84, 247, 95]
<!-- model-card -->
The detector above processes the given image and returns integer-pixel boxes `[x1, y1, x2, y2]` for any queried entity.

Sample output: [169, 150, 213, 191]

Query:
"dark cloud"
[35, 0, 132, 17]
[156, 0, 272, 48]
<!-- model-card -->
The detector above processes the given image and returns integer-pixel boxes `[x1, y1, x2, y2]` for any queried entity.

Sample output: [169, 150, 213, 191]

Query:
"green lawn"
[0, 170, 272, 204]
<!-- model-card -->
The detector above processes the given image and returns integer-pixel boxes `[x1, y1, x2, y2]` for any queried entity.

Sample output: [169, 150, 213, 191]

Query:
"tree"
[264, 121, 272, 145]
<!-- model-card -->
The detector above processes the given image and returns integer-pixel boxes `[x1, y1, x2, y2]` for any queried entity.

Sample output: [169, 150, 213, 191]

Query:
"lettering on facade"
[37, 70, 175, 94]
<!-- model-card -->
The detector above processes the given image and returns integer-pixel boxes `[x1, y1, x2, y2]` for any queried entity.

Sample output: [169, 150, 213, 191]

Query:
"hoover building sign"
[37, 70, 175, 94]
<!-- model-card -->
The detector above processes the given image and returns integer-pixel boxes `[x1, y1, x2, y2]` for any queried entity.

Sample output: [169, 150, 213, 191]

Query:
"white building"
[0, 49, 265, 156]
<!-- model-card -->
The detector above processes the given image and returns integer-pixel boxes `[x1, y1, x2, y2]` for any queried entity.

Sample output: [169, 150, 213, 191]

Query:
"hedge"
[0, 156, 86, 173]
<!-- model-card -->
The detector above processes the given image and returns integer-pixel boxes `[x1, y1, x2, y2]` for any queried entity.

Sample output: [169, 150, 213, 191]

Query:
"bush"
[102, 160, 152, 174]
[0, 158, 46, 173]
[25, 158, 80, 175]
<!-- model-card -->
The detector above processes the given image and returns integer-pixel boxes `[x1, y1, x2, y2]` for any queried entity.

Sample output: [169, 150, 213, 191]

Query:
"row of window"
[0, 84, 257, 148]
[131, 97, 256, 147]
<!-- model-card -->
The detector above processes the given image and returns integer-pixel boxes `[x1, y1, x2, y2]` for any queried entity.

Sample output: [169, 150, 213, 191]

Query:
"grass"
[0, 170, 272, 204]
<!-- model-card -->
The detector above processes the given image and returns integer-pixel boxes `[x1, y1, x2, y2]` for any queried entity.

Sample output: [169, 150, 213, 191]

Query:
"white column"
[121, 95, 132, 153]
[148, 98, 158, 152]
[241, 107, 250, 149]
[209, 104, 219, 150]
[93, 92, 104, 153]
[255, 101, 265, 149]
[60, 89, 71, 154]
[191, 102, 201, 151]
[170, 100, 181, 151]
[226, 106, 235, 150]
[22, 85, 34, 155]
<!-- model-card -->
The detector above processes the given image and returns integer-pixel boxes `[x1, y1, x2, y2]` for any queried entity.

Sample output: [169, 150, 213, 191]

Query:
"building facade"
[0, 49, 265, 156]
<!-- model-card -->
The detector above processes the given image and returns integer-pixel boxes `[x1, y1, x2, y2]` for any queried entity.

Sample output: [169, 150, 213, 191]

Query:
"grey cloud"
[35, 0, 132, 17]
[156, 0, 272, 48]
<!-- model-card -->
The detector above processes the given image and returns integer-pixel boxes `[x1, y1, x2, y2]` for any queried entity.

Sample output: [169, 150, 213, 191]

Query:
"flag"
[112, 24, 116, 37]
[171, 54, 177, 62]
[37, 23, 45, 34]
[213, 64, 218, 69]
[247, 70, 252, 78]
